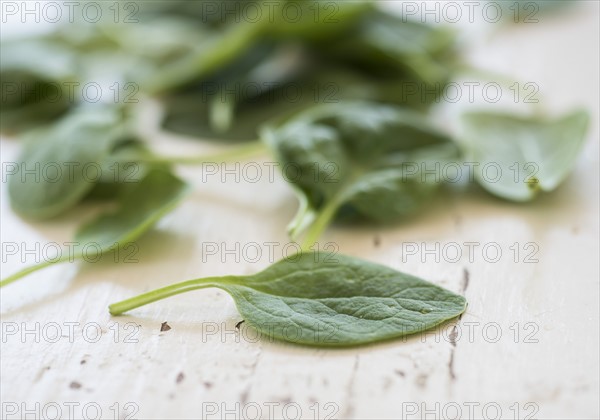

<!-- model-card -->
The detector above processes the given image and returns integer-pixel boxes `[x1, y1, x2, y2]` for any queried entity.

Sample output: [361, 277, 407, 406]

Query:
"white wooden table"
[1, 2, 598, 419]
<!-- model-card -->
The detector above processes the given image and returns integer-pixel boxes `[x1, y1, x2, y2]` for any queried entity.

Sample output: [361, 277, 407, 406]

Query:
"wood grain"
[1, 3, 598, 419]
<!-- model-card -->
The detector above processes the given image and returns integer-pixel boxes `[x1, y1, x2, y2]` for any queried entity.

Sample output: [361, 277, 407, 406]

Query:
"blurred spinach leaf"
[160, 10, 459, 142]
[84, 140, 155, 201]
[461, 110, 589, 201]
[144, 1, 372, 93]
[7, 106, 129, 219]
[0, 40, 77, 133]
[1, 167, 189, 287]
[262, 102, 459, 243]
[75, 167, 189, 250]
[315, 10, 456, 86]
[161, 42, 315, 141]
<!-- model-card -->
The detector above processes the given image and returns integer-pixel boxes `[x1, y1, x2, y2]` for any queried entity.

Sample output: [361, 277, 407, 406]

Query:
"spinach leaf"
[162, 90, 312, 142]
[75, 168, 189, 251]
[83, 140, 154, 201]
[1, 168, 189, 287]
[159, 9, 458, 141]
[161, 42, 312, 141]
[0, 40, 77, 132]
[316, 10, 457, 86]
[143, 1, 372, 93]
[7, 106, 129, 219]
[142, 21, 265, 94]
[261, 102, 459, 244]
[161, 59, 450, 142]
[461, 110, 589, 201]
[109, 251, 467, 347]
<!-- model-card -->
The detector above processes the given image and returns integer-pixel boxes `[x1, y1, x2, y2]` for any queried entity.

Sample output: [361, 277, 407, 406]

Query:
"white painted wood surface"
[1, 2, 599, 419]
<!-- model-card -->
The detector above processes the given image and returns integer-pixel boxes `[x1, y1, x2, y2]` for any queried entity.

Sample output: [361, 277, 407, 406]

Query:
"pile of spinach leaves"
[1, 0, 588, 347]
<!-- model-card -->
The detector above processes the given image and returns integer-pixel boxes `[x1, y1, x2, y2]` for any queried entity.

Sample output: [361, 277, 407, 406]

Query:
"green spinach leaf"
[261, 102, 459, 244]
[7, 106, 129, 219]
[461, 110, 589, 201]
[316, 10, 457, 86]
[1, 168, 189, 287]
[83, 140, 154, 201]
[75, 168, 189, 251]
[0, 40, 77, 132]
[143, 1, 372, 93]
[109, 251, 467, 347]
[161, 42, 312, 141]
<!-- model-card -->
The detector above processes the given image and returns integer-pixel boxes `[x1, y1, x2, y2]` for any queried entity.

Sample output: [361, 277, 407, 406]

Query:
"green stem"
[145, 22, 267, 94]
[286, 191, 317, 240]
[300, 196, 343, 253]
[109, 276, 238, 315]
[0, 255, 77, 288]
[140, 141, 267, 165]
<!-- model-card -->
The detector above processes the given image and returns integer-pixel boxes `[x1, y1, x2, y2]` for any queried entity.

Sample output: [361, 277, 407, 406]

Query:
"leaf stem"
[300, 196, 343, 252]
[286, 191, 317, 240]
[139, 141, 267, 165]
[109, 276, 238, 315]
[145, 22, 267, 94]
[0, 255, 76, 288]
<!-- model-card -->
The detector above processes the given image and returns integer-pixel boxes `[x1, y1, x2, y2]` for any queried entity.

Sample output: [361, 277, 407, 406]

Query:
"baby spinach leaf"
[75, 168, 189, 251]
[1, 168, 189, 287]
[0, 39, 76, 81]
[162, 90, 313, 142]
[159, 9, 458, 141]
[7, 106, 129, 219]
[161, 42, 312, 141]
[109, 251, 467, 347]
[0, 39, 77, 132]
[315, 10, 457, 90]
[144, 1, 373, 93]
[461, 110, 589, 201]
[83, 140, 153, 201]
[143, 21, 264, 94]
[261, 102, 459, 244]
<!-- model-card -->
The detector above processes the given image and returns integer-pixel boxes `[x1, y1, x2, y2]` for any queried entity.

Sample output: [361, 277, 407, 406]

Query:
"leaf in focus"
[230, 252, 467, 346]
[109, 251, 467, 347]
[461, 110, 589, 201]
